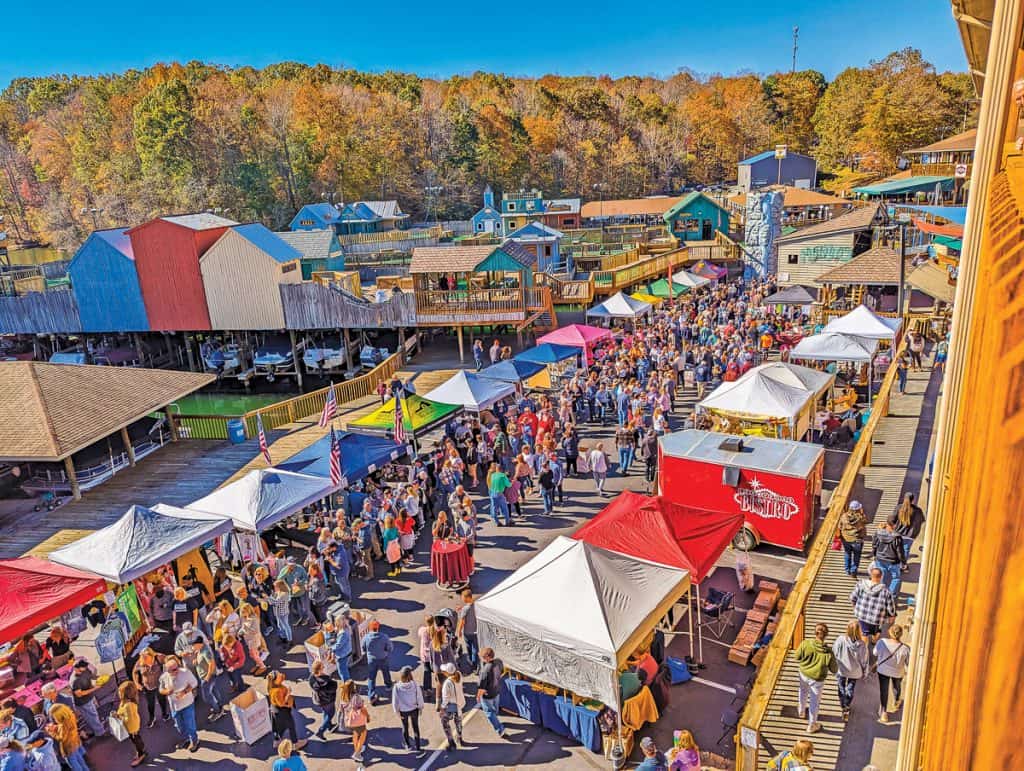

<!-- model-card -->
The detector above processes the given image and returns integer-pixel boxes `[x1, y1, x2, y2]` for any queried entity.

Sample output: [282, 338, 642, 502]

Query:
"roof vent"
[719, 436, 744, 452]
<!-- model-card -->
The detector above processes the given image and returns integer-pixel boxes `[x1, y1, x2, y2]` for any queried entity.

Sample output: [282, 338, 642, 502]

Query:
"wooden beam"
[342, 328, 354, 371]
[289, 329, 305, 392]
[165, 408, 179, 442]
[457, 326, 465, 362]
[63, 456, 80, 501]
[184, 333, 197, 372]
[121, 427, 136, 467]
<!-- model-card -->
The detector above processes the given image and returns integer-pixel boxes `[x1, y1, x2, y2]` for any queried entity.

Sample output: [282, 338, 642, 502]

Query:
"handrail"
[336, 225, 442, 246]
[734, 336, 908, 769]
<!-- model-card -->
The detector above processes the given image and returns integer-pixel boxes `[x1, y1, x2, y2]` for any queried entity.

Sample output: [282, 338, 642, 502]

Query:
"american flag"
[318, 382, 337, 428]
[257, 413, 272, 465]
[329, 426, 342, 486]
[393, 396, 406, 445]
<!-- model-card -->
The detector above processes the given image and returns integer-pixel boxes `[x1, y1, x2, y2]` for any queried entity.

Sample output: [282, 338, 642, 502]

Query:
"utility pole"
[792, 26, 799, 73]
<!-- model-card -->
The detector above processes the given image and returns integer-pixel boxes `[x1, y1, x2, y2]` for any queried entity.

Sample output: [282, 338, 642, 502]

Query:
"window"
[544, 245, 552, 257]
[281, 262, 297, 273]
[787, 254, 799, 265]
[299, 219, 314, 227]
[476, 222, 483, 231]
[507, 203, 515, 211]
[562, 218, 574, 226]
[507, 221, 517, 230]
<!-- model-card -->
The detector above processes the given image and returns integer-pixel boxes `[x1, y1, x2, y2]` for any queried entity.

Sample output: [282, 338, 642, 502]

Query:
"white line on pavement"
[691, 676, 737, 694]
[415, 708, 480, 771]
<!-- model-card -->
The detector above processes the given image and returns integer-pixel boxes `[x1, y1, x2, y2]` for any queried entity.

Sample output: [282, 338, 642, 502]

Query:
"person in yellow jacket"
[116, 681, 148, 767]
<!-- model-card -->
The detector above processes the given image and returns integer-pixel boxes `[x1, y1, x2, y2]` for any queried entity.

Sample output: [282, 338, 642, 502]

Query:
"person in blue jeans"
[457, 589, 480, 672]
[326, 615, 353, 683]
[361, 621, 393, 704]
[872, 521, 906, 596]
[487, 463, 513, 526]
[158, 656, 200, 752]
[476, 648, 506, 736]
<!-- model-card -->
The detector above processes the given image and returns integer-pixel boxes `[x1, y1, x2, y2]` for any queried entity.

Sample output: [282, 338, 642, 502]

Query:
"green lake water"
[172, 392, 297, 415]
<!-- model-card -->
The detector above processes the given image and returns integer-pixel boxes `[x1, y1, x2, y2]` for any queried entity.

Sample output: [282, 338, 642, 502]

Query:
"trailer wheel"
[732, 526, 759, 551]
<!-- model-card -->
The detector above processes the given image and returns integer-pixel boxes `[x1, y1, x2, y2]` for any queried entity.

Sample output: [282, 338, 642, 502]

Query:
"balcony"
[413, 286, 552, 325]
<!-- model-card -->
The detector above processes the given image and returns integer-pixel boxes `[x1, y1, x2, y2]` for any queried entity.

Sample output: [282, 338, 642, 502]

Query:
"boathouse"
[68, 228, 149, 333]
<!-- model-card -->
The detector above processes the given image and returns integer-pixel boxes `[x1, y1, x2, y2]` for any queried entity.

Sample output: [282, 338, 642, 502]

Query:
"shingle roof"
[231, 223, 301, 263]
[160, 213, 237, 231]
[409, 245, 501, 273]
[580, 196, 683, 219]
[906, 128, 977, 155]
[0, 362, 214, 461]
[276, 229, 339, 261]
[729, 186, 849, 208]
[777, 203, 881, 243]
[361, 200, 406, 219]
[813, 246, 905, 285]
[498, 241, 539, 268]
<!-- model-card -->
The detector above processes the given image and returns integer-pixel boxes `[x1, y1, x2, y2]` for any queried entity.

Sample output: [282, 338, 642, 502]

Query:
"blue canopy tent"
[479, 358, 547, 383]
[277, 432, 410, 487]
[514, 343, 581, 366]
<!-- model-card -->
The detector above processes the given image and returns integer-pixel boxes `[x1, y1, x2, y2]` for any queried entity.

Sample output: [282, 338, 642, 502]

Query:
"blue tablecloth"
[499, 678, 601, 753]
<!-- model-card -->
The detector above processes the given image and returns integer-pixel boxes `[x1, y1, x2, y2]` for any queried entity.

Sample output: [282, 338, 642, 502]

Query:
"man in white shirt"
[158, 656, 199, 752]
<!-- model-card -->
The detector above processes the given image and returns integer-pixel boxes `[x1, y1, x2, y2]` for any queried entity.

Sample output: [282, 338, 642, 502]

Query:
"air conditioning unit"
[719, 436, 744, 452]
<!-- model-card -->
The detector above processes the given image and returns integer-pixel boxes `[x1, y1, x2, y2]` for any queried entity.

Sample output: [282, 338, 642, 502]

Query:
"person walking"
[391, 666, 424, 751]
[69, 659, 106, 739]
[476, 647, 506, 737]
[219, 634, 247, 694]
[132, 647, 169, 728]
[326, 615, 353, 683]
[269, 580, 294, 645]
[794, 623, 836, 734]
[158, 655, 199, 752]
[895, 355, 909, 395]
[640, 426, 658, 487]
[456, 589, 479, 672]
[361, 621, 394, 705]
[839, 500, 868, 577]
[272, 739, 307, 771]
[832, 620, 869, 722]
[849, 567, 897, 646]
[308, 660, 338, 740]
[340, 680, 370, 763]
[115, 681, 148, 767]
[45, 704, 89, 771]
[486, 463, 513, 527]
[437, 663, 465, 751]
[872, 521, 907, 596]
[561, 428, 579, 477]
[888, 492, 925, 566]
[538, 461, 556, 514]
[875, 624, 910, 724]
[588, 442, 609, 496]
[908, 332, 926, 371]
[191, 637, 224, 721]
[267, 671, 302, 746]
[615, 421, 635, 476]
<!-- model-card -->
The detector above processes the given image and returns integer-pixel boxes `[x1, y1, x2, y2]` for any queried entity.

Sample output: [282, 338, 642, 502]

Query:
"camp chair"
[699, 588, 736, 640]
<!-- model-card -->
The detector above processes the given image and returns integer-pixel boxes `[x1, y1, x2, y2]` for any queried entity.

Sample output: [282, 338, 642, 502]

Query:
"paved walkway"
[757, 362, 939, 769]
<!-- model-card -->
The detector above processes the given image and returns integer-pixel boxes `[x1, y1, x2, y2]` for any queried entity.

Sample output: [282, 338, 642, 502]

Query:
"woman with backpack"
[887, 493, 925, 565]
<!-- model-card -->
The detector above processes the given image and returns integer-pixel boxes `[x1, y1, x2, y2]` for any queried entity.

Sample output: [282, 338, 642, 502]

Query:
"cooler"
[658, 429, 824, 551]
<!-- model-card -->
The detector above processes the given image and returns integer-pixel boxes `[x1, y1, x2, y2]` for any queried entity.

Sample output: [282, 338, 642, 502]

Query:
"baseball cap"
[640, 736, 656, 751]
[73, 658, 89, 669]
[440, 662, 457, 675]
[849, 500, 863, 511]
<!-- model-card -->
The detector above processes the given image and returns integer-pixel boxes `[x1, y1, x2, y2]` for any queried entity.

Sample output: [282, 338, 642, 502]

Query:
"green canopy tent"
[646, 278, 690, 298]
[349, 394, 462, 449]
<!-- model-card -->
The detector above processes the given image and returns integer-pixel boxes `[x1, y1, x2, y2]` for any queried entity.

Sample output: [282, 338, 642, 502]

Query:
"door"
[702, 219, 713, 240]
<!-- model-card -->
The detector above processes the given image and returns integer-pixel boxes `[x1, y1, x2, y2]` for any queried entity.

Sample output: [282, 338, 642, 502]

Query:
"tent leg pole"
[697, 582, 704, 664]
[688, 585, 694, 660]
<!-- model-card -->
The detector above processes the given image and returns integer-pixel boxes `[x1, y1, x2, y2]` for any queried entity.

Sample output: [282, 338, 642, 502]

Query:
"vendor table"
[499, 677, 601, 753]
[430, 540, 473, 587]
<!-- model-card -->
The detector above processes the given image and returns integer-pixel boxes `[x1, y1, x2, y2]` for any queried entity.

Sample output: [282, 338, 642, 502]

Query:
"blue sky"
[2, 1, 964, 88]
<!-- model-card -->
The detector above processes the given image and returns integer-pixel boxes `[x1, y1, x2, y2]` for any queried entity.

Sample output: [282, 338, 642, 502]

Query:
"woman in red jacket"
[219, 633, 247, 693]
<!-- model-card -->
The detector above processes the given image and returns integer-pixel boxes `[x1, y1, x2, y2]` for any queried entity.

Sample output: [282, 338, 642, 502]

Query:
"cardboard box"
[303, 631, 337, 676]
[229, 688, 272, 745]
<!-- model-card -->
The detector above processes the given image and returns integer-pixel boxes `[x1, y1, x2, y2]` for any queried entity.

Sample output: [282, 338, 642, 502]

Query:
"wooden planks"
[280, 283, 416, 330]
[0, 290, 82, 334]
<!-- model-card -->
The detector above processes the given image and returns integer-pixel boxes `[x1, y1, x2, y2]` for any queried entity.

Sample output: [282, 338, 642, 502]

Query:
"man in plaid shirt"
[849, 566, 897, 643]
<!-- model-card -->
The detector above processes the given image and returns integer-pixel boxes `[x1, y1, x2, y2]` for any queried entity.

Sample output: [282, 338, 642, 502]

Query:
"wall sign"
[733, 477, 799, 521]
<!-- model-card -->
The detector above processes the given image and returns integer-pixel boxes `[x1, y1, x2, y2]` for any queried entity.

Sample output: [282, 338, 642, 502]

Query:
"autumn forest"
[0, 48, 975, 250]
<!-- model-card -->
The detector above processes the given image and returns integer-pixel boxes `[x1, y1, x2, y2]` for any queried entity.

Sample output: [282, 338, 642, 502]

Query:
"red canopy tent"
[574, 490, 745, 660]
[0, 557, 106, 644]
[912, 217, 964, 238]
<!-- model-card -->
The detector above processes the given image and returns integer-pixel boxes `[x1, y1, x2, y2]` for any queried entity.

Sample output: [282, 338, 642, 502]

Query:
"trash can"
[227, 419, 246, 444]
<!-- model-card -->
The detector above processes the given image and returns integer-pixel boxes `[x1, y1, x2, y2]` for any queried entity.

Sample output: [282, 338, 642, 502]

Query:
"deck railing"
[734, 336, 907, 770]
[336, 226, 443, 246]
[592, 251, 681, 293]
[533, 273, 595, 304]
[173, 351, 404, 441]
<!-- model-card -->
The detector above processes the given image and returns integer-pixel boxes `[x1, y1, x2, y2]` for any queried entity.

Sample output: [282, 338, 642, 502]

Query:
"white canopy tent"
[671, 269, 711, 289]
[187, 468, 335, 532]
[49, 504, 232, 583]
[423, 370, 516, 413]
[476, 535, 690, 710]
[823, 304, 902, 340]
[585, 291, 653, 320]
[790, 333, 878, 363]
[697, 363, 835, 439]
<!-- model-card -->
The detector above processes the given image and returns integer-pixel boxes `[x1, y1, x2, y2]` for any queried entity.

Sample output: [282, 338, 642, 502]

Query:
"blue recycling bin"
[227, 419, 246, 444]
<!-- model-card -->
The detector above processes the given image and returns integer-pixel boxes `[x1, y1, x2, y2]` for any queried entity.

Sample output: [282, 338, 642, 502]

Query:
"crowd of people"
[0, 275, 931, 771]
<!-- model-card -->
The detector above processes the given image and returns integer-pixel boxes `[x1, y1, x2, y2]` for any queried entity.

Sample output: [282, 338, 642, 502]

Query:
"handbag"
[386, 539, 402, 564]
[831, 532, 843, 551]
[108, 714, 130, 742]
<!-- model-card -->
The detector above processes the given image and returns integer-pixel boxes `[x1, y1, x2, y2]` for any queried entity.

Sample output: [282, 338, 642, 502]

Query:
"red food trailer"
[658, 429, 824, 552]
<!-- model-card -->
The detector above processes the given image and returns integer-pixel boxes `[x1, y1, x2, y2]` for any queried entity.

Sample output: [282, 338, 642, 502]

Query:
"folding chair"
[717, 708, 739, 745]
[699, 588, 736, 640]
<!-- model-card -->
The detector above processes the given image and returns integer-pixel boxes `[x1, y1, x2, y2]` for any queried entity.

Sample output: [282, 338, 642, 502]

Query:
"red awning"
[913, 218, 964, 238]
[0, 557, 106, 644]
[573, 490, 744, 583]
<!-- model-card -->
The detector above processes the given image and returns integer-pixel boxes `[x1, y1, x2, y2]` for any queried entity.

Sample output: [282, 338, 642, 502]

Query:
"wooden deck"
[754, 366, 933, 769]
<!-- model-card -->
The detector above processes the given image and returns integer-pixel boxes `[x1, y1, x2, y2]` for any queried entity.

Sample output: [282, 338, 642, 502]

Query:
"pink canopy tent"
[691, 260, 728, 280]
[537, 324, 613, 364]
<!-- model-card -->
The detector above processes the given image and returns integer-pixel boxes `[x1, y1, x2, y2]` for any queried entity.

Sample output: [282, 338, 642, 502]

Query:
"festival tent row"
[188, 468, 336, 532]
[424, 370, 516, 413]
[762, 284, 817, 307]
[645, 278, 691, 298]
[476, 535, 691, 711]
[586, 291, 653, 322]
[48, 504, 233, 583]
[513, 342, 580, 366]
[696, 362, 835, 439]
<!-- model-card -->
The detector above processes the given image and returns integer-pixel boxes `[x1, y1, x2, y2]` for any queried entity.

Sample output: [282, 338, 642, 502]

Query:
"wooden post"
[457, 326, 465, 363]
[132, 333, 145, 366]
[289, 329, 305, 392]
[184, 333, 197, 372]
[121, 427, 136, 467]
[342, 328, 354, 371]
[63, 456, 81, 501]
[165, 408, 179, 442]
[398, 327, 406, 360]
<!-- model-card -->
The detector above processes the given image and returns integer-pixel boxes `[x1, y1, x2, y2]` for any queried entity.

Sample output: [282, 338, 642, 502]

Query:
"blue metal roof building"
[738, 150, 817, 191]
[289, 203, 343, 232]
[69, 228, 150, 332]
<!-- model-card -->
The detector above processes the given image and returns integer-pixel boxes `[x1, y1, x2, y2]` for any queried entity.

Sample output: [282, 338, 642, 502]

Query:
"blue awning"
[514, 343, 581, 365]
[478, 358, 546, 383]
[853, 176, 955, 197]
[277, 432, 409, 485]
[889, 205, 967, 225]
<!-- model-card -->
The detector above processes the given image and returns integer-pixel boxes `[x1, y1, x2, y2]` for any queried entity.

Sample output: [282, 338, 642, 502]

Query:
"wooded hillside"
[0, 48, 974, 249]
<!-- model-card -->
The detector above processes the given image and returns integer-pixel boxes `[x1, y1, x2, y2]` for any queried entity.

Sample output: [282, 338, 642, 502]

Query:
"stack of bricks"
[728, 580, 782, 666]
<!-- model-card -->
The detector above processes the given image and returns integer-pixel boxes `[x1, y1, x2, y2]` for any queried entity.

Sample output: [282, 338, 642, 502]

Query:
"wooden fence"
[280, 283, 416, 329]
[336, 226, 443, 247]
[0, 290, 82, 334]
[172, 350, 405, 441]
[733, 337, 907, 770]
